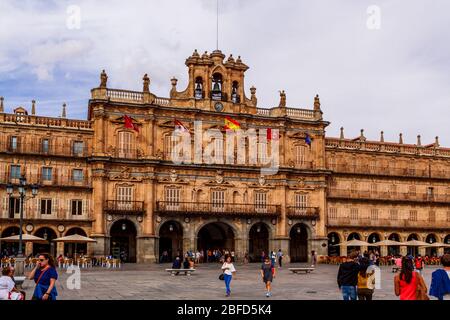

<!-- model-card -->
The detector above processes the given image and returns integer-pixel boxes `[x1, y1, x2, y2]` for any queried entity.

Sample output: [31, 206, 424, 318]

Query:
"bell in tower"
[195, 77, 203, 100]
[211, 73, 223, 101]
[231, 81, 240, 103]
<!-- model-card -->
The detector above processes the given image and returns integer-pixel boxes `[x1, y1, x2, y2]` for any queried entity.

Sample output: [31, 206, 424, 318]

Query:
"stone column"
[25, 242, 33, 257]
[136, 236, 156, 263]
[341, 245, 348, 257]
[56, 242, 64, 257]
[91, 167, 107, 256]
[400, 246, 407, 256]
[273, 236, 290, 263]
[380, 246, 388, 256]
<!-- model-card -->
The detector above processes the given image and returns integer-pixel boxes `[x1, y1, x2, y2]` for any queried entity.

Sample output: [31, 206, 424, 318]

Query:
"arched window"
[211, 73, 223, 100]
[231, 81, 240, 103]
[195, 77, 203, 99]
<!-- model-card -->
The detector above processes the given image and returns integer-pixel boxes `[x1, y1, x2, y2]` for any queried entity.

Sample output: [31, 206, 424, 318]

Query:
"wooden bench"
[392, 266, 401, 273]
[166, 268, 196, 276]
[289, 267, 315, 274]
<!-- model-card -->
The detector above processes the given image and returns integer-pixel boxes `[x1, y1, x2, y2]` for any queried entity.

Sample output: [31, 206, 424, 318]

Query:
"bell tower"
[169, 49, 257, 114]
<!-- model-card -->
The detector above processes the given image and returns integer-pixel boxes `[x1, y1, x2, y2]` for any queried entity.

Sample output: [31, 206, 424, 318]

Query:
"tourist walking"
[337, 251, 361, 300]
[261, 256, 275, 297]
[28, 253, 58, 300]
[357, 258, 375, 300]
[429, 254, 450, 300]
[394, 257, 429, 300]
[221, 255, 236, 297]
[270, 251, 276, 267]
[311, 250, 317, 267]
[414, 255, 424, 274]
[277, 249, 283, 268]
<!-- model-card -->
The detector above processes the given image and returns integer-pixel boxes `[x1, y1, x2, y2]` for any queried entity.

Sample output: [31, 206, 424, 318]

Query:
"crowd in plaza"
[337, 251, 450, 300]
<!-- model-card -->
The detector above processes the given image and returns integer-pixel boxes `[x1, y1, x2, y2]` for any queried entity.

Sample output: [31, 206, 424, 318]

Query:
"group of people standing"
[338, 251, 450, 300]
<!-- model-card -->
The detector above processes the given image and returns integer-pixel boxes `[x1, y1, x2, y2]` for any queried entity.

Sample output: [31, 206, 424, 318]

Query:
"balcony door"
[290, 223, 308, 262]
[211, 190, 225, 212]
[118, 131, 134, 158]
[117, 186, 133, 211]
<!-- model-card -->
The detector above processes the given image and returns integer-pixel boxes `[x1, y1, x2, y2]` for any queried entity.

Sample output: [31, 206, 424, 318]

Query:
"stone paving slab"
[20, 263, 440, 300]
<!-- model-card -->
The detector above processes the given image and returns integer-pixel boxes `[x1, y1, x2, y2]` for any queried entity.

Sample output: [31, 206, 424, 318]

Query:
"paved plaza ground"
[20, 263, 440, 300]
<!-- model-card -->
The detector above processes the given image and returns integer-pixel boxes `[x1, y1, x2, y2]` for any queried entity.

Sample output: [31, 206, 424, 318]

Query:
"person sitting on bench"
[172, 257, 181, 275]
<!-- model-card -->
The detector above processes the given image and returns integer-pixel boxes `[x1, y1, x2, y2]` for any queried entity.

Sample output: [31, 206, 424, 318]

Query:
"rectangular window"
[40, 199, 52, 215]
[10, 165, 21, 179]
[211, 190, 225, 211]
[72, 169, 84, 182]
[295, 194, 308, 209]
[42, 139, 49, 153]
[370, 209, 379, 220]
[10, 136, 18, 151]
[390, 209, 398, 220]
[118, 132, 133, 158]
[71, 200, 83, 215]
[329, 207, 338, 219]
[427, 187, 434, 200]
[370, 183, 377, 194]
[73, 141, 84, 156]
[165, 187, 180, 209]
[117, 186, 133, 210]
[350, 208, 358, 220]
[409, 210, 417, 221]
[8, 198, 20, 218]
[258, 142, 268, 165]
[255, 191, 267, 212]
[41, 167, 53, 181]
[295, 145, 306, 165]
[428, 211, 436, 222]
[164, 135, 178, 160]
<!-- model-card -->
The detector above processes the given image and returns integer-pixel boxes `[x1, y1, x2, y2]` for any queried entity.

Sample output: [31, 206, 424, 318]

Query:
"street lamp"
[5, 175, 39, 276]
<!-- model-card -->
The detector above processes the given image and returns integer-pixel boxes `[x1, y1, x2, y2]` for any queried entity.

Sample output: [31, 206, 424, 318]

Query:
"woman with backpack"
[394, 256, 429, 300]
[357, 258, 375, 300]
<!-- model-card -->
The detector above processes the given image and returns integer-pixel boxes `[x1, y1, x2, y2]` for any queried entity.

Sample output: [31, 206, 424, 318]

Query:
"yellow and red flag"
[224, 116, 240, 131]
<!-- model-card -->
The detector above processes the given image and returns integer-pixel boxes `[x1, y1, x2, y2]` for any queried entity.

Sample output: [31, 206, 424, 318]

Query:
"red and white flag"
[174, 119, 188, 132]
[267, 128, 279, 141]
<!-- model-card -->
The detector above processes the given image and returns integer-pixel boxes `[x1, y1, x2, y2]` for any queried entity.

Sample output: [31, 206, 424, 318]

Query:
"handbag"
[219, 273, 225, 281]
[416, 273, 430, 300]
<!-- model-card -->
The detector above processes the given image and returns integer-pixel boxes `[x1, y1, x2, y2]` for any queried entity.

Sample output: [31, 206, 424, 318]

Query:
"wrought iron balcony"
[155, 201, 281, 217]
[105, 200, 145, 214]
[286, 206, 320, 219]
[0, 172, 91, 188]
[327, 189, 450, 204]
[327, 217, 450, 230]
[0, 139, 90, 157]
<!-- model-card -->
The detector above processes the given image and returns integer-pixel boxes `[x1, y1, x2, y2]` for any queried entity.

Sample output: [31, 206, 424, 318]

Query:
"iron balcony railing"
[155, 201, 281, 217]
[0, 172, 91, 188]
[104, 200, 145, 214]
[327, 217, 450, 230]
[286, 206, 320, 219]
[0, 139, 90, 157]
[327, 189, 450, 203]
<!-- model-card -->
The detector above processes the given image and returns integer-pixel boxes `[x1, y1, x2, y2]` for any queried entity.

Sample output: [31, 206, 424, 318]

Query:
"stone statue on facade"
[279, 90, 286, 108]
[100, 70, 108, 88]
[143, 74, 150, 93]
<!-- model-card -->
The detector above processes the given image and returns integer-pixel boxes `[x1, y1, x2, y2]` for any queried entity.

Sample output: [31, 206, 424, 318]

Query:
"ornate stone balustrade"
[0, 113, 92, 129]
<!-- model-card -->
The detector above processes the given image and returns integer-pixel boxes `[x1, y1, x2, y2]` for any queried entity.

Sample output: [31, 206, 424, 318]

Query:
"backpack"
[415, 258, 423, 269]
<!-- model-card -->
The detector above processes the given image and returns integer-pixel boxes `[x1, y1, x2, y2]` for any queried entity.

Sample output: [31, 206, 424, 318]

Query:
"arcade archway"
[388, 233, 401, 255]
[159, 221, 183, 262]
[110, 220, 137, 263]
[0, 227, 23, 256]
[425, 234, 438, 257]
[407, 234, 419, 256]
[197, 222, 235, 260]
[327, 232, 340, 256]
[289, 224, 308, 262]
[64, 227, 88, 258]
[347, 232, 361, 253]
[33, 228, 57, 256]
[249, 223, 269, 262]
[368, 233, 381, 252]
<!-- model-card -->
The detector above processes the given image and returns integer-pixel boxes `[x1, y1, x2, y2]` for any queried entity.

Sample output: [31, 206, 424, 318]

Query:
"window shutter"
[2, 197, 7, 218]
[67, 199, 71, 218]
[37, 198, 41, 216]
[82, 200, 87, 216]
[52, 199, 57, 216]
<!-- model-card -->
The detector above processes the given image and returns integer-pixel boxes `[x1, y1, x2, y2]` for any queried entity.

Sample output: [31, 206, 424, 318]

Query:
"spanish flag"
[224, 116, 240, 131]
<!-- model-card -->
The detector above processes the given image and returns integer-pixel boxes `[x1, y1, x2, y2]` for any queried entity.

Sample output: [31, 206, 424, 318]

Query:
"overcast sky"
[1, 0, 449, 145]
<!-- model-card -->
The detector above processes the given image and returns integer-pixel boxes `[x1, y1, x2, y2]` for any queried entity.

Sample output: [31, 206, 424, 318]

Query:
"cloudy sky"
[1, 0, 449, 145]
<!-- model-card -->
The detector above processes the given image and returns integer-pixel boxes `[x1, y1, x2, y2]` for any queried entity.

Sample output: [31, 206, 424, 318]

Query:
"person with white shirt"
[221, 255, 236, 297]
[0, 267, 24, 300]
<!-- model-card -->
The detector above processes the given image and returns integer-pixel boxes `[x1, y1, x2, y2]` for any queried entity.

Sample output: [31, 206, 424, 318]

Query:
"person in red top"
[394, 257, 428, 300]
[415, 255, 424, 274]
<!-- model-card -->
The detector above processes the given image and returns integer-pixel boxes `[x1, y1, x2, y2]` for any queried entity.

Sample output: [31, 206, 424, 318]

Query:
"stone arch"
[248, 221, 272, 262]
[158, 220, 184, 262]
[109, 219, 138, 263]
[0, 226, 23, 256]
[289, 223, 310, 262]
[33, 227, 58, 256]
[327, 232, 341, 256]
[196, 221, 236, 257]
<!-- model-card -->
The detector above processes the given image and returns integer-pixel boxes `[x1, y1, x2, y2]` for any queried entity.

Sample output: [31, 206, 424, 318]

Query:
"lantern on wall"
[122, 223, 126, 231]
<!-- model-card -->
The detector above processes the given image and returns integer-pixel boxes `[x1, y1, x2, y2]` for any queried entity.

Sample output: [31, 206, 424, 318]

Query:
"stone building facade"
[0, 49, 449, 263]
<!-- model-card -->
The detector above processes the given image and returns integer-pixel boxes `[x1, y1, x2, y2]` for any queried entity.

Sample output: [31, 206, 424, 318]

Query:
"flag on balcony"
[267, 128, 279, 141]
[174, 119, 188, 132]
[305, 133, 312, 147]
[124, 115, 139, 132]
[224, 116, 240, 131]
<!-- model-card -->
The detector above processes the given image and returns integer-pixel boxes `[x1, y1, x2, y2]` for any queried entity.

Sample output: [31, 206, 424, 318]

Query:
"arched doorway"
[64, 228, 88, 258]
[444, 235, 450, 254]
[110, 220, 137, 263]
[249, 223, 269, 262]
[368, 233, 380, 252]
[197, 222, 235, 262]
[159, 221, 183, 262]
[327, 232, 340, 256]
[0, 227, 23, 256]
[388, 233, 401, 255]
[425, 234, 438, 257]
[407, 234, 419, 256]
[289, 224, 308, 262]
[33, 228, 57, 257]
[347, 232, 361, 253]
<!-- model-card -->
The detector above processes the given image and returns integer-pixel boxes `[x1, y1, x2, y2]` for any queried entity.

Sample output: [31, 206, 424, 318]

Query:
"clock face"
[26, 224, 34, 232]
[214, 102, 224, 112]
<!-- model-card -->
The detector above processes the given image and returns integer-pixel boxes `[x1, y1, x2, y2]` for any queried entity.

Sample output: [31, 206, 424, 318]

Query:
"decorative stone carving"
[170, 170, 177, 182]
[215, 170, 224, 184]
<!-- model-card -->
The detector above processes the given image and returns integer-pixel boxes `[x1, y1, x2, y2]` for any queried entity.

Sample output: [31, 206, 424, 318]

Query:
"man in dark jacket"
[337, 250, 361, 300]
[172, 257, 181, 275]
